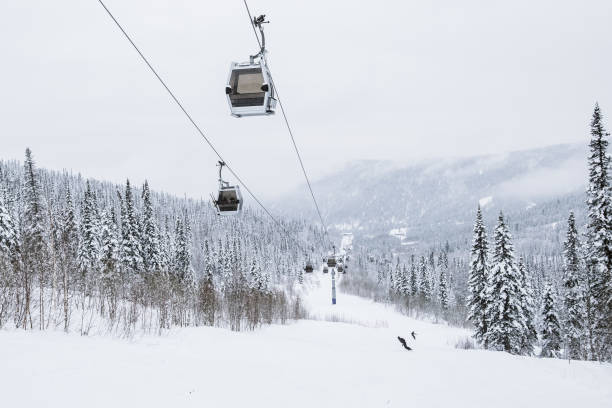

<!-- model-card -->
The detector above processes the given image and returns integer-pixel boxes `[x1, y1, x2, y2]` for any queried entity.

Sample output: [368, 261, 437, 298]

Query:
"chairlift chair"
[212, 161, 243, 215]
[225, 15, 276, 117]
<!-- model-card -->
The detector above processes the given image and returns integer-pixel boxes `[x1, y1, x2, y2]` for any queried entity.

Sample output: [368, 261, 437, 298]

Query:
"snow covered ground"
[1, 270, 611, 408]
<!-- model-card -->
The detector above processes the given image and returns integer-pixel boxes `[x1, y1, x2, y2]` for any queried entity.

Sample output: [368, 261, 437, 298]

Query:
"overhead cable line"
[95, 0, 308, 253]
[241, 0, 333, 251]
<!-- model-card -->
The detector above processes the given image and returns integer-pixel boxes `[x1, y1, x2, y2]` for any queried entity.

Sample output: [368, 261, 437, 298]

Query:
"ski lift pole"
[331, 268, 336, 305]
[331, 244, 337, 304]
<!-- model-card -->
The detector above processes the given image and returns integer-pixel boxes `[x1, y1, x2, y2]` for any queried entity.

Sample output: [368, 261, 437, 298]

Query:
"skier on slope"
[397, 336, 412, 350]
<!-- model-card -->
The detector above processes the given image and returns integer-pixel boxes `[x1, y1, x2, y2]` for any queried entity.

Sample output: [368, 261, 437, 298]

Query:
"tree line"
[341, 104, 610, 362]
[340, 244, 469, 327]
[0, 150, 322, 335]
[467, 104, 611, 361]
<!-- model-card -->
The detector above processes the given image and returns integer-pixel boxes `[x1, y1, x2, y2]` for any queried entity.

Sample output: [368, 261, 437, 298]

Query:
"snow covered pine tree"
[584, 103, 612, 361]
[484, 212, 526, 354]
[22, 148, 47, 330]
[562, 212, 585, 359]
[467, 205, 490, 347]
[540, 281, 562, 358]
[0, 175, 17, 326]
[517, 257, 537, 356]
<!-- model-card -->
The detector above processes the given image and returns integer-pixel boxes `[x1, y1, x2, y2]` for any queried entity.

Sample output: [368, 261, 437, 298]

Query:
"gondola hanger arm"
[250, 14, 269, 62]
[217, 161, 229, 188]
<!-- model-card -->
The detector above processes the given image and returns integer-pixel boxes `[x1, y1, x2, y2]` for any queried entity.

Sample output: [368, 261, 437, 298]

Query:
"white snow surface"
[1, 270, 611, 408]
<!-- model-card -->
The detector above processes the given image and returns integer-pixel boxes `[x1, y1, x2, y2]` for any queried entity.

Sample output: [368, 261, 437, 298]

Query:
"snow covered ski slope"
[1, 270, 610, 408]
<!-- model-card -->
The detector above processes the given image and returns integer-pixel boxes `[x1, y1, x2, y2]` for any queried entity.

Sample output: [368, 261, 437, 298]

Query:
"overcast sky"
[1, 0, 611, 202]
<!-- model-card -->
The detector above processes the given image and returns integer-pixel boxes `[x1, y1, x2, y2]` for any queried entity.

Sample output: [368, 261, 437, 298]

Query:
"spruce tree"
[388, 261, 396, 295]
[174, 217, 195, 287]
[438, 250, 449, 270]
[562, 212, 585, 359]
[540, 281, 562, 358]
[399, 264, 410, 296]
[141, 181, 162, 276]
[0, 185, 16, 257]
[249, 257, 262, 291]
[467, 205, 490, 347]
[584, 103, 612, 361]
[418, 256, 432, 302]
[518, 257, 537, 355]
[59, 186, 78, 331]
[0, 182, 17, 315]
[484, 212, 526, 354]
[409, 262, 418, 297]
[394, 261, 401, 295]
[22, 148, 47, 329]
[438, 267, 449, 312]
[160, 216, 174, 276]
[199, 241, 216, 326]
[118, 180, 143, 275]
[78, 181, 99, 274]
[99, 208, 119, 294]
[203, 239, 213, 278]
[376, 264, 385, 285]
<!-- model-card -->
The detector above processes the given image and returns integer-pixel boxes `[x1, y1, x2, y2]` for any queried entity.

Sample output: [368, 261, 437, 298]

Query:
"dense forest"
[341, 104, 611, 362]
[0, 150, 326, 335]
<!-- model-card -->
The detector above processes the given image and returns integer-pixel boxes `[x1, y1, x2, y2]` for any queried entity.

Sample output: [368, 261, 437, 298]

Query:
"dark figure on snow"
[411, 331, 417, 340]
[397, 336, 412, 350]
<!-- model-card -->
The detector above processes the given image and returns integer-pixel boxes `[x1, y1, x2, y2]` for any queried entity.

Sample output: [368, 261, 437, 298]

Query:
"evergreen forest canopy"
[0, 151, 326, 334]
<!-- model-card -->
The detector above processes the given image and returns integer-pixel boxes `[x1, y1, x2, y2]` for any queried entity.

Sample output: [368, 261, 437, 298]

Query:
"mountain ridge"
[275, 143, 588, 253]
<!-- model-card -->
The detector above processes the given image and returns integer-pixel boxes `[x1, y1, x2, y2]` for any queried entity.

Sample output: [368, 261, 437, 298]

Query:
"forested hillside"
[278, 143, 587, 254]
[340, 107, 611, 362]
[0, 149, 324, 335]
[313, 145, 589, 336]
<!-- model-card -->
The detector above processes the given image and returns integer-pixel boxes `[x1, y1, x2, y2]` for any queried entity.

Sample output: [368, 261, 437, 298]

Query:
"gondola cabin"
[225, 62, 276, 117]
[215, 185, 243, 215]
[327, 256, 337, 268]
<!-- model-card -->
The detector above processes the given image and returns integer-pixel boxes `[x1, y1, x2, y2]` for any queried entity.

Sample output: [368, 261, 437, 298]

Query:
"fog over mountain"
[276, 143, 588, 254]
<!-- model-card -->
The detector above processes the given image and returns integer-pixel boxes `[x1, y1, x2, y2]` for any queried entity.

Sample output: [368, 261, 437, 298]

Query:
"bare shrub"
[454, 336, 477, 350]
[311, 312, 389, 328]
